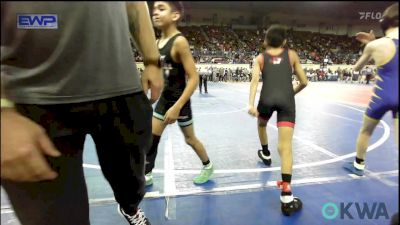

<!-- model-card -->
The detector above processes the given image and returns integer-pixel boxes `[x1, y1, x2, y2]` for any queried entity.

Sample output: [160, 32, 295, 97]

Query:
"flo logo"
[359, 12, 383, 20]
[322, 202, 389, 220]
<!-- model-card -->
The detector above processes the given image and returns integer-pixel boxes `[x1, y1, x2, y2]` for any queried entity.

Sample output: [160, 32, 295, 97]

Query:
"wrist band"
[143, 57, 162, 68]
[1, 98, 15, 109]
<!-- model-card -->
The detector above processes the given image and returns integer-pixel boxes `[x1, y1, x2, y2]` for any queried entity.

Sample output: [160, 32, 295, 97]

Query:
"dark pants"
[1, 92, 152, 225]
[366, 74, 372, 84]
[391, 212, 399, 225]
[199, 75, 208, 93]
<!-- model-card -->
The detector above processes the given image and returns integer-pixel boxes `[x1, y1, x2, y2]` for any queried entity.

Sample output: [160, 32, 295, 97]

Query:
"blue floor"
[1, 82, 398, 225]
[90, 177, 398, 225]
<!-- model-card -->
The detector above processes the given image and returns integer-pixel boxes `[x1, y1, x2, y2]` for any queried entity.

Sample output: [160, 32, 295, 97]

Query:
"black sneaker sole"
[281, 197, 303, 216]
[258, 150, 272, 166]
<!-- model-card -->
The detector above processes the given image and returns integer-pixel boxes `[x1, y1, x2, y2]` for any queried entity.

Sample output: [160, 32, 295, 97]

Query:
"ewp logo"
[17, 14, 58, 29]
[322, 202, 389, 220]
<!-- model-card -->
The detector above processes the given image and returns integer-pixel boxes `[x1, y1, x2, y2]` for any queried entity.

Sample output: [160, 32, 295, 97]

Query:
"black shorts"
[257, 99, 295, 127]
[154, 96, 193, 127]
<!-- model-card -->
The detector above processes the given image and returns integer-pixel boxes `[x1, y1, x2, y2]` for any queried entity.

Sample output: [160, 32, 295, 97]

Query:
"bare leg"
[180, 124, 213, 184]
[277, 126, 294, 175]
[258, 117, 268, 146]
[355, 115, 380, 160]
[180, 124, 209, 163]
[394, 114, 398, 148]
[152, 117, 168, 136]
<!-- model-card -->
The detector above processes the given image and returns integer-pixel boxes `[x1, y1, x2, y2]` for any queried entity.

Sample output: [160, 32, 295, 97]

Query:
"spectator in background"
[365, 66, 374, 84]
[199, 67, 208, 94]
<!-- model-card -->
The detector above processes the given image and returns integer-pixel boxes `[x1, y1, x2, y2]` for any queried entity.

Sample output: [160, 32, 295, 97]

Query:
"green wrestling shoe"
[145, 172, 153, 186]
[193, 162, 214, 184]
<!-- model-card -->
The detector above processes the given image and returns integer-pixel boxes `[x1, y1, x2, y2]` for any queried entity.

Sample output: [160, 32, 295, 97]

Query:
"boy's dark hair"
[166, 1, 184, 17]
[380, 3, 398, 32]
[265, 25, 287, 48]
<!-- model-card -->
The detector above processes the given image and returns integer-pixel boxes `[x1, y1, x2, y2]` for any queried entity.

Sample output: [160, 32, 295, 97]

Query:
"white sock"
[260, 152, 271, 160]
[204, 161, 213, 169]
[280, 195, 294, 203]
[353, 161, 365, 170]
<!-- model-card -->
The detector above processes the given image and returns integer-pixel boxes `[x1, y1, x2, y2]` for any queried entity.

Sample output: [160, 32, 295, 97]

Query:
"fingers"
[150, 84, 162, 103]
[1, 112, 59, 182]
[142, 79, 149, 95]
[1, 145, 58, 182]
[248, 110, 258, 117]
[1, 162, 25, 181]
[24, 149, 58, 181]
[355, 32, 368, 37]
[38, 133, 61, 157]
[247, 106, 259, 117]
[144, 64, 163, 103]
[163, 114, 170, 124]
[165, 120, 176, 124]
[163, 114, 176, 124]
[163, 118, 176, 124]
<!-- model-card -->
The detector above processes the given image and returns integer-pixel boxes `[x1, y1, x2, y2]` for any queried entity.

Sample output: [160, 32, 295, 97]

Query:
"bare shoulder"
[288, 49, 299, 65]
[288, 49, 297, 55]
[255, 53, 263, 61]
[368, 37, 395, 49]
[173, 35, 190, 49]
[288, 49, 299, 59]
[171, 35, 193, 63]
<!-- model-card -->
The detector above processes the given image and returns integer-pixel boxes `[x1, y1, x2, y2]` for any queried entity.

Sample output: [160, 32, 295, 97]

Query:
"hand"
[355, 30, 375, 45]
[164, 105, 181, 124]
[141, 64, 164, 104]
[248, 105, 259, 117]
[1, 109, 61, 182]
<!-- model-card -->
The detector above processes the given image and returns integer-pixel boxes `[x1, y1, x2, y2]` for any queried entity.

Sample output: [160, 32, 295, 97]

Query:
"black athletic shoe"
[281, 197, 303, 216]
[390, 212, 399, 225]
[258, 150, 271, 166]
[118, 205, 151, 225]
